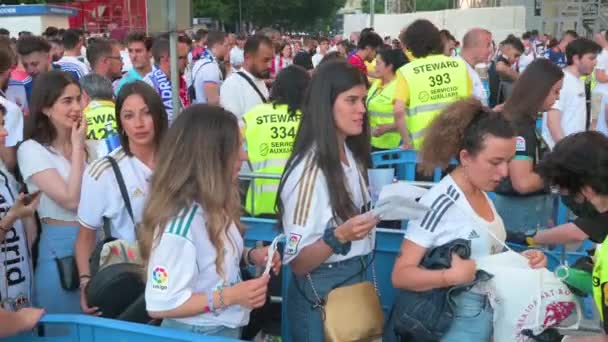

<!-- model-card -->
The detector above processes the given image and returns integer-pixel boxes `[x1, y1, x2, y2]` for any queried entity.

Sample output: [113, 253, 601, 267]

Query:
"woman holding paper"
[276, 60, 381, 341]
[391, 99, 547, 341]
[139, 105, 280, 338]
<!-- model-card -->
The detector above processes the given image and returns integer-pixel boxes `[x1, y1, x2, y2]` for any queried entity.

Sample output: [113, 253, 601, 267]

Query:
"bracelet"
[246, 247, 256, 267]
[79, 278, 90, 289]
[218, 287, 226, 309]
[79, 274, 91, 280]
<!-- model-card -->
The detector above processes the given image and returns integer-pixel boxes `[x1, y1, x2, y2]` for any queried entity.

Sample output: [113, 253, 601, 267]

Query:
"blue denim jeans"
[34, 224, 80, 314]
[494, 194, 553, 233]
[161, 319, 242, 339]
[441, 291, 493, 342]
[286, 255, 369, 342]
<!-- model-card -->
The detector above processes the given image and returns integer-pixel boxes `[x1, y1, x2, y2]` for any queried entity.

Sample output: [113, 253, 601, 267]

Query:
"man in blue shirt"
[545, 30, 578, 68]
[114, 32, 152, 95]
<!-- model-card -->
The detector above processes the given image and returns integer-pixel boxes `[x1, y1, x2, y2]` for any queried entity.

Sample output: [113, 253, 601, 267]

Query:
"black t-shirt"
[575, 211, 608, 243]
[488, 56, 510, 107]
[495, 118, 548, 196]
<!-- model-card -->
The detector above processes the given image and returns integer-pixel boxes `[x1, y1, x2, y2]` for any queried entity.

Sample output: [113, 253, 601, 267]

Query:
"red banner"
[67, 0, 147, 34]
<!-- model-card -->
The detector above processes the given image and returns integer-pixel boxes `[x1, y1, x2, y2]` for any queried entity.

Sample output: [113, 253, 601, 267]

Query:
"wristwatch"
[323, 227, 351, 255]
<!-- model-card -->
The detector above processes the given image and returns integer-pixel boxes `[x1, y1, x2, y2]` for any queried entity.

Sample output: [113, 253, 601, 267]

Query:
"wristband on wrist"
[323, 227, 351, 255]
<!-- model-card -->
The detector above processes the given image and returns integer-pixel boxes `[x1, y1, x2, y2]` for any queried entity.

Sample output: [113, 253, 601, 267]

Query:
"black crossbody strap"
[237, 71, 267, 103]
[104, 156, 135, 240]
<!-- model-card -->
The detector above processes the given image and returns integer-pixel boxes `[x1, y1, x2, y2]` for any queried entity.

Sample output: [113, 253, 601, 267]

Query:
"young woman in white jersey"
[75, 81, 168, 315]
[276, 60, 380, 341]
[17, 70, 87, 315]
[140, 105, 279, 338]
[0, 103, 45, 338]
[391, 99, 547, 341]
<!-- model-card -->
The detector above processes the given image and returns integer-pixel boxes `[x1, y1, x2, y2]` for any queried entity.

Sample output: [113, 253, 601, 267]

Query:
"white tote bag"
[477, 248, 581, 342]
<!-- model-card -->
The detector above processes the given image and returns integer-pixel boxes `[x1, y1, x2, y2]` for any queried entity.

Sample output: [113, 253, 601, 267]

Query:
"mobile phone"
[23, 191, 41, 205]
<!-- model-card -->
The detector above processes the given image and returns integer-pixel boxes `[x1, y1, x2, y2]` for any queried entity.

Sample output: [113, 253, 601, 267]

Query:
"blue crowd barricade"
[7, 314, 242, 342]
[242, 218, 404, 342]
[371, 148, 417, 181]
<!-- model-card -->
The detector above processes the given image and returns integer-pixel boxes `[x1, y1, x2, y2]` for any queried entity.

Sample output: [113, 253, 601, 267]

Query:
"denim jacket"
[384, 239, 493, 342]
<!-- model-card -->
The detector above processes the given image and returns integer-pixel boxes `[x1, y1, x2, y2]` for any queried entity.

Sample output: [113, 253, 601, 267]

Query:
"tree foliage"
[193, 0, 347, 31]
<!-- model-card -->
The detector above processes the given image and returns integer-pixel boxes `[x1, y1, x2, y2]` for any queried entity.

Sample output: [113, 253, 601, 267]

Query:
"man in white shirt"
[220, 35, 272, 125]
[56, 29, 89, 81]
[519, 32, 537, 73]
[0, 48, 23, 171]
[592, 31, 608, 130]
[230, 34, 246, 71]
[312, 37, 330, 68]
[459, 28, 493, 106]
[192, 31, 230, 105]
[544, 38, 601, 149]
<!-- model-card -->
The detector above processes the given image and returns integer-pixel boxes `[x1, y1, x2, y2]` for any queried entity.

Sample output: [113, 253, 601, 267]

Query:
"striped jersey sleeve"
[404, 180, 463, 249]
[280, 152, 331, 264]
[145, 205, 199, 312]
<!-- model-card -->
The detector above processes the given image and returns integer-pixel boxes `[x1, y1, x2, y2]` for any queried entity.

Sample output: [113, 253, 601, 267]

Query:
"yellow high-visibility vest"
[398, 54, 469, 150]
[593, 238, 608, 331]
[84, 100, 117, 141]
[243, 103, 300, 216]
[367, 78, 400, 149]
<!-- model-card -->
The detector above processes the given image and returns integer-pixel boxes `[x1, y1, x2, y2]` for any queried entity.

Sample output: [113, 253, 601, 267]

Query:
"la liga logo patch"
[152, 265, 168, 291]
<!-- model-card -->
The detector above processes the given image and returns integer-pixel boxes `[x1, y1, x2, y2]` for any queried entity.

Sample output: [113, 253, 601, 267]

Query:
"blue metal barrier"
[242, 217, 404, 342]
[6, 314, 240, 342]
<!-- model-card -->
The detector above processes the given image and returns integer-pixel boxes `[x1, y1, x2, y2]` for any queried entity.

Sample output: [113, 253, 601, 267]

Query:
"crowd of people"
[1, 18, 608, 342]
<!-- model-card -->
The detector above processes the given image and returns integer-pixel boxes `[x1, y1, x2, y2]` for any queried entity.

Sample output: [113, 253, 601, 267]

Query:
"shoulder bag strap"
[237, 71, 267, 104]
[106, 156, 135, 231]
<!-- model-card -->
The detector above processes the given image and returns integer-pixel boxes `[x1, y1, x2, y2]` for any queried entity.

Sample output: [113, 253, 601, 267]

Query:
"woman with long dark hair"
[276, 60, 380, 341]
[75, 81, 168, 315]
[17, 70, 87, 314]
[495, 58, 564, 234]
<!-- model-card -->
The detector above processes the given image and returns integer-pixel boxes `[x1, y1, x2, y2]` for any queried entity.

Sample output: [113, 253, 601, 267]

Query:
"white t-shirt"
[77, 148, 151, 243]
[16, 140, 79, 221]
[145, 203, 248, 328]
[542, 70, 587, 149]
[280, 145, 375, 265]
[56, 55, 90, 80]
[518, 50, 536, 73]
[0, 92, 24, 147]
[459, 57, 486, 106]
[312, 53, 324, 68]
[192, 53, 223, 104]
[220, 69, 269, 126]
[0, 162, 33, 311]
[594, 49, 608, 96]
[404, 175, 506, 261]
